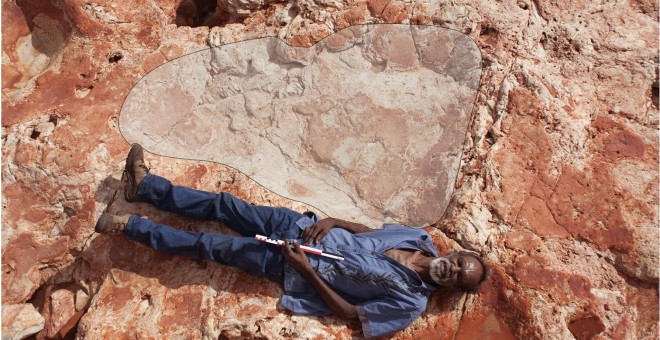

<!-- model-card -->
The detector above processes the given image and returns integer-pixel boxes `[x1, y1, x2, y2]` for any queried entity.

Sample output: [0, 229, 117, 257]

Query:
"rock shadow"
[176, 0, 229, 28]
[14, 0, 70, 57]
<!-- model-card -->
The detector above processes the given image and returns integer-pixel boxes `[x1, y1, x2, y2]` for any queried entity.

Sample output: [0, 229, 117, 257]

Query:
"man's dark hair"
[457, 250, 489, 293]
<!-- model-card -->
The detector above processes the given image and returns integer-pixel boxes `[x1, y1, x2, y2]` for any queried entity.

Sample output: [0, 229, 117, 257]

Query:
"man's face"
[429, 252, 484, 288]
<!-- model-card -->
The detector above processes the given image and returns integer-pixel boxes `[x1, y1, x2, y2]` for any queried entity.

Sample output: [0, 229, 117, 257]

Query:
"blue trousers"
[124, 174, 305, 281]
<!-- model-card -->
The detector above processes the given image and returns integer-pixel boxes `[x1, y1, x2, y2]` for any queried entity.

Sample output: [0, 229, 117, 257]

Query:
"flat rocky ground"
[2, 0, 658, 338]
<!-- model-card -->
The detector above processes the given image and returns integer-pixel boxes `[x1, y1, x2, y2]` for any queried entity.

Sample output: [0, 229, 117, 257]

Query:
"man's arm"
[283, 240, 358, 320]
[328, 217, 372, 234]
[302, 217, 372, 244]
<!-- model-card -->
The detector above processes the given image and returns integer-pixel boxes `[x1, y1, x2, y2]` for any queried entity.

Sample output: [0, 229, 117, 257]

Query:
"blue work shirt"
[281, 214, 439, 338]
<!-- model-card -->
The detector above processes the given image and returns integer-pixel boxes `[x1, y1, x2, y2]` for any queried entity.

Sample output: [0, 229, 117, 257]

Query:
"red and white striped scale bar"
[255, 234, 345, 261]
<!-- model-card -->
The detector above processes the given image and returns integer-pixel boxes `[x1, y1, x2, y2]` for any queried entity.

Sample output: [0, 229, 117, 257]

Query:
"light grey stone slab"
[120, 24, 481, 227]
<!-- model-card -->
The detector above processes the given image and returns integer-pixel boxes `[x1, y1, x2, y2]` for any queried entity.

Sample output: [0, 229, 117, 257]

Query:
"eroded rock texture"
[2, 0, 658, 339]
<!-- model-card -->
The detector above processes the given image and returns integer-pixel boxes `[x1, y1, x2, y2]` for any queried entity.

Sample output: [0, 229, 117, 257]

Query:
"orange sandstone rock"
[1, 0, 657, 338]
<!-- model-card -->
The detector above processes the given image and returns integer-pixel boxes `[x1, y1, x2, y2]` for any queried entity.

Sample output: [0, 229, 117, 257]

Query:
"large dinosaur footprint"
[119, 24, 481, 227]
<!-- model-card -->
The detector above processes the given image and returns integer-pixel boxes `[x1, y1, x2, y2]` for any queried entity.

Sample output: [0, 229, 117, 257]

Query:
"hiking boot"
[124, 143, 149, 203]
[95, 212, 131, 233]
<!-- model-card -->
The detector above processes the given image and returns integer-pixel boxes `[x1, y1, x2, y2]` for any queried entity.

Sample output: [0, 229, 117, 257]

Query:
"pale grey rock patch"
[120, 24, 481, 227]
[1, 304, 45, 340]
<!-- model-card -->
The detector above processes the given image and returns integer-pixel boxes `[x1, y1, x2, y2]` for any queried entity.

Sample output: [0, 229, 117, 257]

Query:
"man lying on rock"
[95, 144, 489, 338]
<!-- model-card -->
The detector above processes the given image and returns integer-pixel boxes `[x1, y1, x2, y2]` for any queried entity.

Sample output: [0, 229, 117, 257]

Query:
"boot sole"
[94, 213, 113, 233]
[124, 144, 143, 202]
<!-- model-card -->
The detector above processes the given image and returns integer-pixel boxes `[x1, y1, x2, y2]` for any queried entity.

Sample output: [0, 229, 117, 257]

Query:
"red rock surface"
[2, 0, 657, 339]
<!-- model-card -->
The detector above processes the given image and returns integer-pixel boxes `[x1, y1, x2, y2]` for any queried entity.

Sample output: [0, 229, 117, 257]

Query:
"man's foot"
[124, 143, 149, 203]
[95, 212, 131, 233]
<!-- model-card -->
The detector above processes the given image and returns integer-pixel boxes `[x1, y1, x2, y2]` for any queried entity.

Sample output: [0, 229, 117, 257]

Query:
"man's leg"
[136, 174, 303, 238]
[122, 144, 303, 238]
[123, 215, 284, 280]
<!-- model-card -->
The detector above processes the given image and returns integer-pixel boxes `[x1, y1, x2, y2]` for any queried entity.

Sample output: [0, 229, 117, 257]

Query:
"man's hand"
[283, 241, 358, 321]
[302, 218, 336, 245]
[282, 240, 313, 273]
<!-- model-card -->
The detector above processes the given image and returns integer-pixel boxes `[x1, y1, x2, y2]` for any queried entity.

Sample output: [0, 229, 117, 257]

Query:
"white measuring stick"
[255, 234, 344, 261]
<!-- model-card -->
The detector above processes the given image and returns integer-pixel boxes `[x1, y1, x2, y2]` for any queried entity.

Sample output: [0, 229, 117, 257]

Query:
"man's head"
[429, 251, 489, 292]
